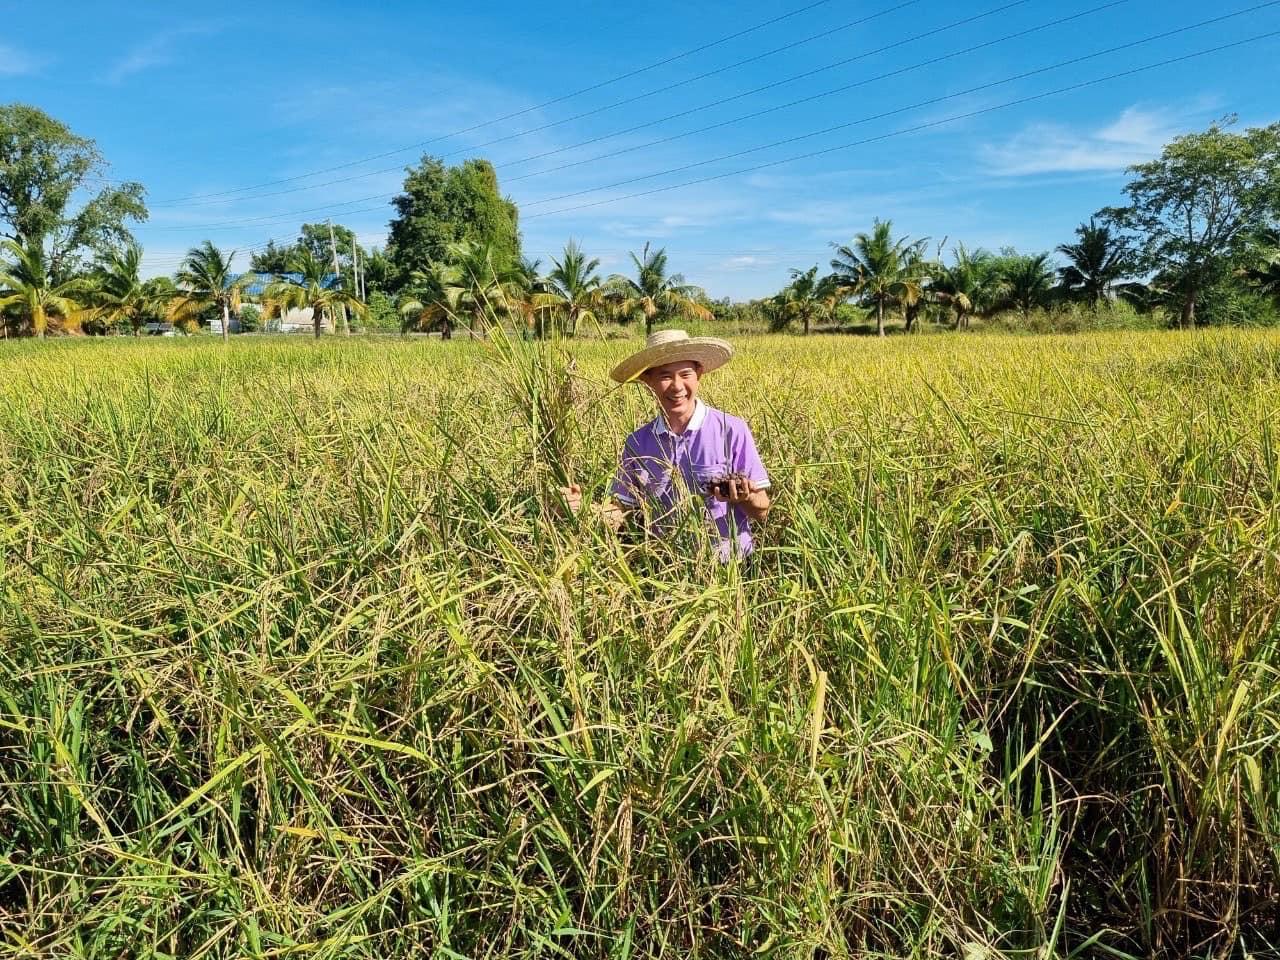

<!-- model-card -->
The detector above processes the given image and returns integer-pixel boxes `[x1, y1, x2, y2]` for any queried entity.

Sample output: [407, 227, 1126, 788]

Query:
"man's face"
[642, 360, 701, 421]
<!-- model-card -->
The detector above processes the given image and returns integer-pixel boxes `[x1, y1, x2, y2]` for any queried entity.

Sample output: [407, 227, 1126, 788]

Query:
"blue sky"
[3, 0, 1278, 299]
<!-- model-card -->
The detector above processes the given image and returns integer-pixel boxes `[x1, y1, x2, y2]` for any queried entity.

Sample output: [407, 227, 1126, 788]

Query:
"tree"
[899, 246, 937, 333]
[249, 240, 292, 274]
[1102, 118, 1280, 328]
[934, 245, 999, 330]
[830, 220, 925, 337]
[999, 252, 1055, 317]
[1056, 219, 1133, 305]
[0, 238, 87, 337]
[538, 240, 603, 338]
[386, 157, 521, 288]
[263, 249, 366, 340]
[432, 240, 528, 338]
[399, 260, 463, 339]
[362, 247, 395, 295]
[1241, 227, 1280, 303]
[173, 241, 252, 342]
[0, 104, 146, 279]
[86, 241, 173, 335]
[772, 266, 836, 335]
[604, 242, 712, 336]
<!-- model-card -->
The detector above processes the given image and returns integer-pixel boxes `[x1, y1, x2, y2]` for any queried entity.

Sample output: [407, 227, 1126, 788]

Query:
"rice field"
[1, 330, 1278, 959]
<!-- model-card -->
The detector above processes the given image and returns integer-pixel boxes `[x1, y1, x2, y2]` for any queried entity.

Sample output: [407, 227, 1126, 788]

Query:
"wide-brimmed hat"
[609, 328, 733, 383]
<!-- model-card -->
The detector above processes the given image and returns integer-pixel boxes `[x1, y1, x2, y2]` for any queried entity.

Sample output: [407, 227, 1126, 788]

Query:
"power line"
[520, 2, 1280, 209]
[140, 0, 1126, 234]
[145, 1, 1264, 235]
[503, 0, 1127, 185]
[151, 0, 1046, 211]
[134, 12, 1280, 240]
[149, 0, 859, 205]
[524, 28, 1280, 221]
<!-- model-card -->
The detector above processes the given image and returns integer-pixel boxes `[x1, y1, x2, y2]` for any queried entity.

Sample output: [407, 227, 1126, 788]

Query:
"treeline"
[2, 102, 1278, 339]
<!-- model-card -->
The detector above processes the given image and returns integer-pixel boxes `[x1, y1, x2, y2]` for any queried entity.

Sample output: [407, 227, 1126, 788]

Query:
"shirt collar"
[653, 398, 707, 436]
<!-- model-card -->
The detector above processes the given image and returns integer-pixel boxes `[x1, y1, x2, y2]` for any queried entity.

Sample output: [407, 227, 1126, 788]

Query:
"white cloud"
[0, 42, 39, 76]
[104, 24, 217, 84]
[981, 106, 1186, 177]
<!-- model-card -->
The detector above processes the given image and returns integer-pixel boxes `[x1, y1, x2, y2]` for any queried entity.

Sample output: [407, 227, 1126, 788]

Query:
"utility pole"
[327, 219, 349, 335]
[351, 236, 362, 302]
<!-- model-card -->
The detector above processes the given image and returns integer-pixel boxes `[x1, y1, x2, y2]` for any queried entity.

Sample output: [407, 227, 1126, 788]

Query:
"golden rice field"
[1, 331, 1278, 959]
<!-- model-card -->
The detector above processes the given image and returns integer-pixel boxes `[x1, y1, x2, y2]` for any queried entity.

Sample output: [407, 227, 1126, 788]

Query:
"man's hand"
[560, 484, 583, 516]
[559, 484, 628, 531]
[712, 476, 770, 520]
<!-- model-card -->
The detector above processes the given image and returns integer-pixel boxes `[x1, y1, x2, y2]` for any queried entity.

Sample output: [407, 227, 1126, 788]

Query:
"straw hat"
[609, 329, 733, 383]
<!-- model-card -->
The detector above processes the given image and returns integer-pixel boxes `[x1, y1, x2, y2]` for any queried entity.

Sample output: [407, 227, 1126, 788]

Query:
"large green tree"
[1103, 118, 1280, 328]
[386, 157, 520, 289]
[0, 104, 146, 279]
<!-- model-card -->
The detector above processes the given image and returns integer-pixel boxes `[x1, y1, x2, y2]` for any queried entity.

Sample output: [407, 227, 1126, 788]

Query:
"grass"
[0, 330, 1277, 959]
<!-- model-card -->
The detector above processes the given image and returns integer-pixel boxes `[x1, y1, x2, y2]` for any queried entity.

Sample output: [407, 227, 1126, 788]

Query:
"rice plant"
[0, 331, 1277, 959]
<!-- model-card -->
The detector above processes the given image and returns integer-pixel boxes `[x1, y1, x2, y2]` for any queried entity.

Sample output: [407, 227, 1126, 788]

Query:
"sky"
[3, 0, 1278, 299]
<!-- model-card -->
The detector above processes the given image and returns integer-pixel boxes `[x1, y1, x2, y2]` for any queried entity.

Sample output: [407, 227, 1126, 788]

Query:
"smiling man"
[564, 329, 770, 561]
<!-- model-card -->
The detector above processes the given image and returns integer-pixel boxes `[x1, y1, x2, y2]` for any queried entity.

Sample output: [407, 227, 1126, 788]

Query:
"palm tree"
[934, 245, 998, 330]
[539, 240, 603, 338]
[510, 255, 551, 338]
[830, 220, 924, 337]
[439, 240, 527, 338]
[1000, 252, 1055, 317]
[263, 249, 366, 340]
[0, 239, 86, 338]
[604, 242, 712, 336]
[899, 246, 937, 333]
[173, 241, 252, 341]
[773, 266, 837, 335]
[399, 261, 463, 339]
[1056, 219, 1133, 305]
[86, 242, 173, 335]
[1242, 228, 1280, 302]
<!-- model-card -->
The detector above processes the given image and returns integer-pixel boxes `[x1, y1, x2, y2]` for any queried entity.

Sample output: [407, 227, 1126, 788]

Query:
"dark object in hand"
[704, 473, 747, 498]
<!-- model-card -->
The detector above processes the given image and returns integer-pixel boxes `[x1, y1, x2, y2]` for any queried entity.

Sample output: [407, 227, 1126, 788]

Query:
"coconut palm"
[605, 242, 712, 336]
[1242, 228, 1280, 302]
[1056, 219, 1133, 305]
[399, 261, 463, 339]
[899, 246, 937, 333]
[263, 249, 366, 340]
[173, 241, 252, 341]
[1000, 252, 1055, 317]
[86, 242, 173, 335]
[438, 240, 528, 337]
[0, 239, 87, 338]
[934, 245, 999, 330]
[830, 220, 924, 337]
[772, 266, 837, 335]
[538, 240, 603, 338]
[509, 255, 551, 338]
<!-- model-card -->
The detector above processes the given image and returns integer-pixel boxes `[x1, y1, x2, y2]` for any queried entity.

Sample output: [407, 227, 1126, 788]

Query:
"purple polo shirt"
[610, 400, 770, 560]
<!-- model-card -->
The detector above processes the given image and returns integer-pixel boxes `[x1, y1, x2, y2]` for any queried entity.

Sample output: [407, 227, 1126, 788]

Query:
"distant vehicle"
[143, 322, 178, 337]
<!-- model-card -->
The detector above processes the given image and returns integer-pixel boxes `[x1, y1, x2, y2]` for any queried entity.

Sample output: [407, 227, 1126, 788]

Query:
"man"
[564, 329, 770, 561]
